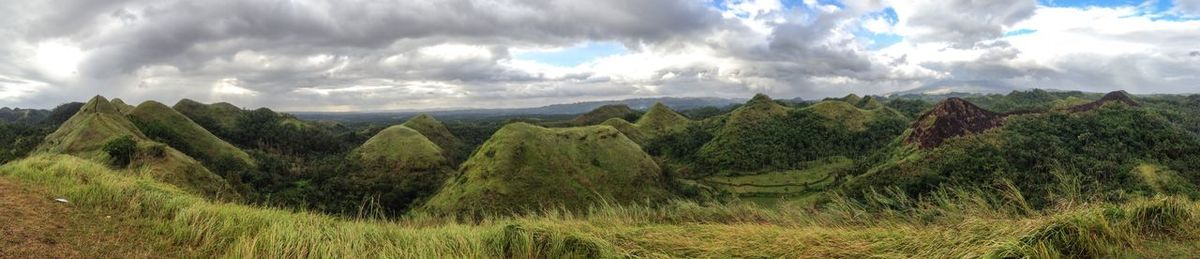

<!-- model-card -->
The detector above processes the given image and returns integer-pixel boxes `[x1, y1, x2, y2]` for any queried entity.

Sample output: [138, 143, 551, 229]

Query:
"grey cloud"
[54, 0, 722, 76]
[903, 0, 1036, 47]
[1177, 0, 1200, 15]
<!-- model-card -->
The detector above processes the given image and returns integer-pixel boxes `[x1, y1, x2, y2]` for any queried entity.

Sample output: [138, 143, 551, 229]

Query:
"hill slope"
[37, 96, 237, 199]
[127, 101, 255, 168]
[352, 125, 447, 171]
[635, 102, 691, 137]
[602, 102, 691, 144]
[801, 100, 906, 131]
[570, 104, 639, 126]
[173, 99, 243, 133]
[423, 123, 674, 216]
[695, 94, 798, 169]
[850, 93, 1200, 206]
[402, 114, 465, 162]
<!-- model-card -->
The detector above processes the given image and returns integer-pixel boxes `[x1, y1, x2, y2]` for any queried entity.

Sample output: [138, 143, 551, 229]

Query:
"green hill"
[173, 99, 243, 132]
[110, 98, 135, 114]
[696, 94, 794, 169]
[422, 123, 674, 216]
[37, 96, 237, 199]
[848, 97, 1200, 207]
[347, 124, 452, 214]
[352, 125, 447, 171]
[600, 118, 646, 144]
[600, 103, 691, 144]
[635, 102, 691, 137]
[402, 114, 465, 162]
[571, 104, 639, 126]
[690, 94, 909, 171]
[801, 100, 907, 131]
[855, 96, 884, 110]
[836, 94, 862, 104]
[127, 101, 255, 169]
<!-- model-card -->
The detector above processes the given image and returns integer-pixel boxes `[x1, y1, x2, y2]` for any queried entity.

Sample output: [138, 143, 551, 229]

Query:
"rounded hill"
[127, 101, 255, 168]
[572, 104, 640, 126]
[402, 114, 465, 162]
[422, 123, 673, 216]
[352, 125, 447, 171]
[38, 96, 237, 199]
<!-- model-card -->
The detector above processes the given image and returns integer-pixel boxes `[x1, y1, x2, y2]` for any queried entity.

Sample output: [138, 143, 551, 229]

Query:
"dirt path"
[0, 177, 82, 258]
[0, 177, 201, 258]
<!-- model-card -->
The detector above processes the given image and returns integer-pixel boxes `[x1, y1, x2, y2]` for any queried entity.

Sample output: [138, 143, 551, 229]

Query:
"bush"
[104, 135, 137, 167]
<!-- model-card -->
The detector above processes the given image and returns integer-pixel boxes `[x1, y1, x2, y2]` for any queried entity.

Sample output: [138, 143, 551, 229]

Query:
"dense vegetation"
[849, 104, 1200, 207]
[0, 102, 82, 164]
[6, 89, 1200, 257]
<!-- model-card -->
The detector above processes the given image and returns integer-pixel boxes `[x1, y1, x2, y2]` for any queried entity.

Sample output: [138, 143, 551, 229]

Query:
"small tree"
[104, 135, 137, 168]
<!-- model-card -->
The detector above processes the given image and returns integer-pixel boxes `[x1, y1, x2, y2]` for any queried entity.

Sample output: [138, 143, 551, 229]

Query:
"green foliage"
[6, 154, 1200, 258]
[851, 104, 1200, 207]
[37, 96, 238, 199]
[0, 122, 50, 164]
[352, 125, 447, 171]
[402, 114, 467, 163]
[695, 108, 906, 172]
[885, 98, 933, 119]
[557, 104, 640, 126]
[635, 103, 691, 137]
[678, 105, 733, 120]
[644, 123, 713, 162]
[127, 101, 255, 170]
[103, 135, 137, 167]
[423, 123, 675, 217]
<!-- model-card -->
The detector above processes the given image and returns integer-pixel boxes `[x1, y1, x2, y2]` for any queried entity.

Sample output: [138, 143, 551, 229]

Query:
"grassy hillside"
[127, 100, 255, 169]
[634, 102, 691, 137]
[696, 94, 792, 169]
[569, 104, 640, 126]
[402, 114, 467, 162]
[422, 123, 675, 216]
[4, 154, 1200, 257]
[600, 118, 646, 144]
[848, 101, 1200, 207]
[36, 96, 237, 199]
[110, 98, 135, 114]
[341, 124, 452, 215]
[702, 156, 853, 204]
[693, 94, 908, 171]
[173, 99, 243, 132]
[353, 125, 446, 171]
[601, 102, 691, 145]
[801, 100, 906, 131]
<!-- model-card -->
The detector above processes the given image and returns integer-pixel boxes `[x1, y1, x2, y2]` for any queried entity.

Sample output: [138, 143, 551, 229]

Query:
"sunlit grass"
[3, 154, 1199, 258]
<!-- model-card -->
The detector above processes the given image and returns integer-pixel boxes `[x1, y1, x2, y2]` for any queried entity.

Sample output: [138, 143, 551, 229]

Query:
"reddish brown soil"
[0, 178, 81, 259]
[904, 98, 1006, 149]
[904, 91, 1139, 149]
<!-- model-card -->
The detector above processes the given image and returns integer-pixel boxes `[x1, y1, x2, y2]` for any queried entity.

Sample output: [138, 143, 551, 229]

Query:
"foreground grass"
[3, 154, 1200, 258]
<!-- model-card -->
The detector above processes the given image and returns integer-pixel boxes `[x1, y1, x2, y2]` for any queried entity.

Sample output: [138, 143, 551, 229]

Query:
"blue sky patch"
[865, 33, 903, 50]
[1004, 29, 1039, 37]
[513, 42, 627, 67]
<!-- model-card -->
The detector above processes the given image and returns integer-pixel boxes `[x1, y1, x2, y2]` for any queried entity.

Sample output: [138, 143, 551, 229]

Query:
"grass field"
[702, 157, 853, 205]
[4, 154, 1200, 258]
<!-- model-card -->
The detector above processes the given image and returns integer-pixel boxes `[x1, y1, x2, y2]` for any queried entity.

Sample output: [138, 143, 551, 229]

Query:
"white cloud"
[0, 0, 1196, 110]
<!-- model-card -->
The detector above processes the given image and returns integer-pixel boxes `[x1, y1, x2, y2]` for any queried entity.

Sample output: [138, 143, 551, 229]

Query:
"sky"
[0, 0, 1198, 111]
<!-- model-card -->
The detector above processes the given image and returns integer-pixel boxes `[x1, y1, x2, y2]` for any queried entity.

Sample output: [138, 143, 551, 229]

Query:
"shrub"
[104, 135, 137, 167]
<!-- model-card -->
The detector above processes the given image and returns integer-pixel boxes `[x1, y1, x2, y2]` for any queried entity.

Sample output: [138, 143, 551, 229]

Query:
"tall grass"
[3, 154, 1199, 258]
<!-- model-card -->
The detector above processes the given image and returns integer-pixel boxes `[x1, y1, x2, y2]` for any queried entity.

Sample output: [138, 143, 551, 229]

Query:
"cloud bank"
[0, 0, 1198, 111]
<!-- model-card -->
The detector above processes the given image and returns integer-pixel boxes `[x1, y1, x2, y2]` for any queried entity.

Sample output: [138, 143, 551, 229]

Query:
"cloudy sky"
[1, 0, 1198, 111]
